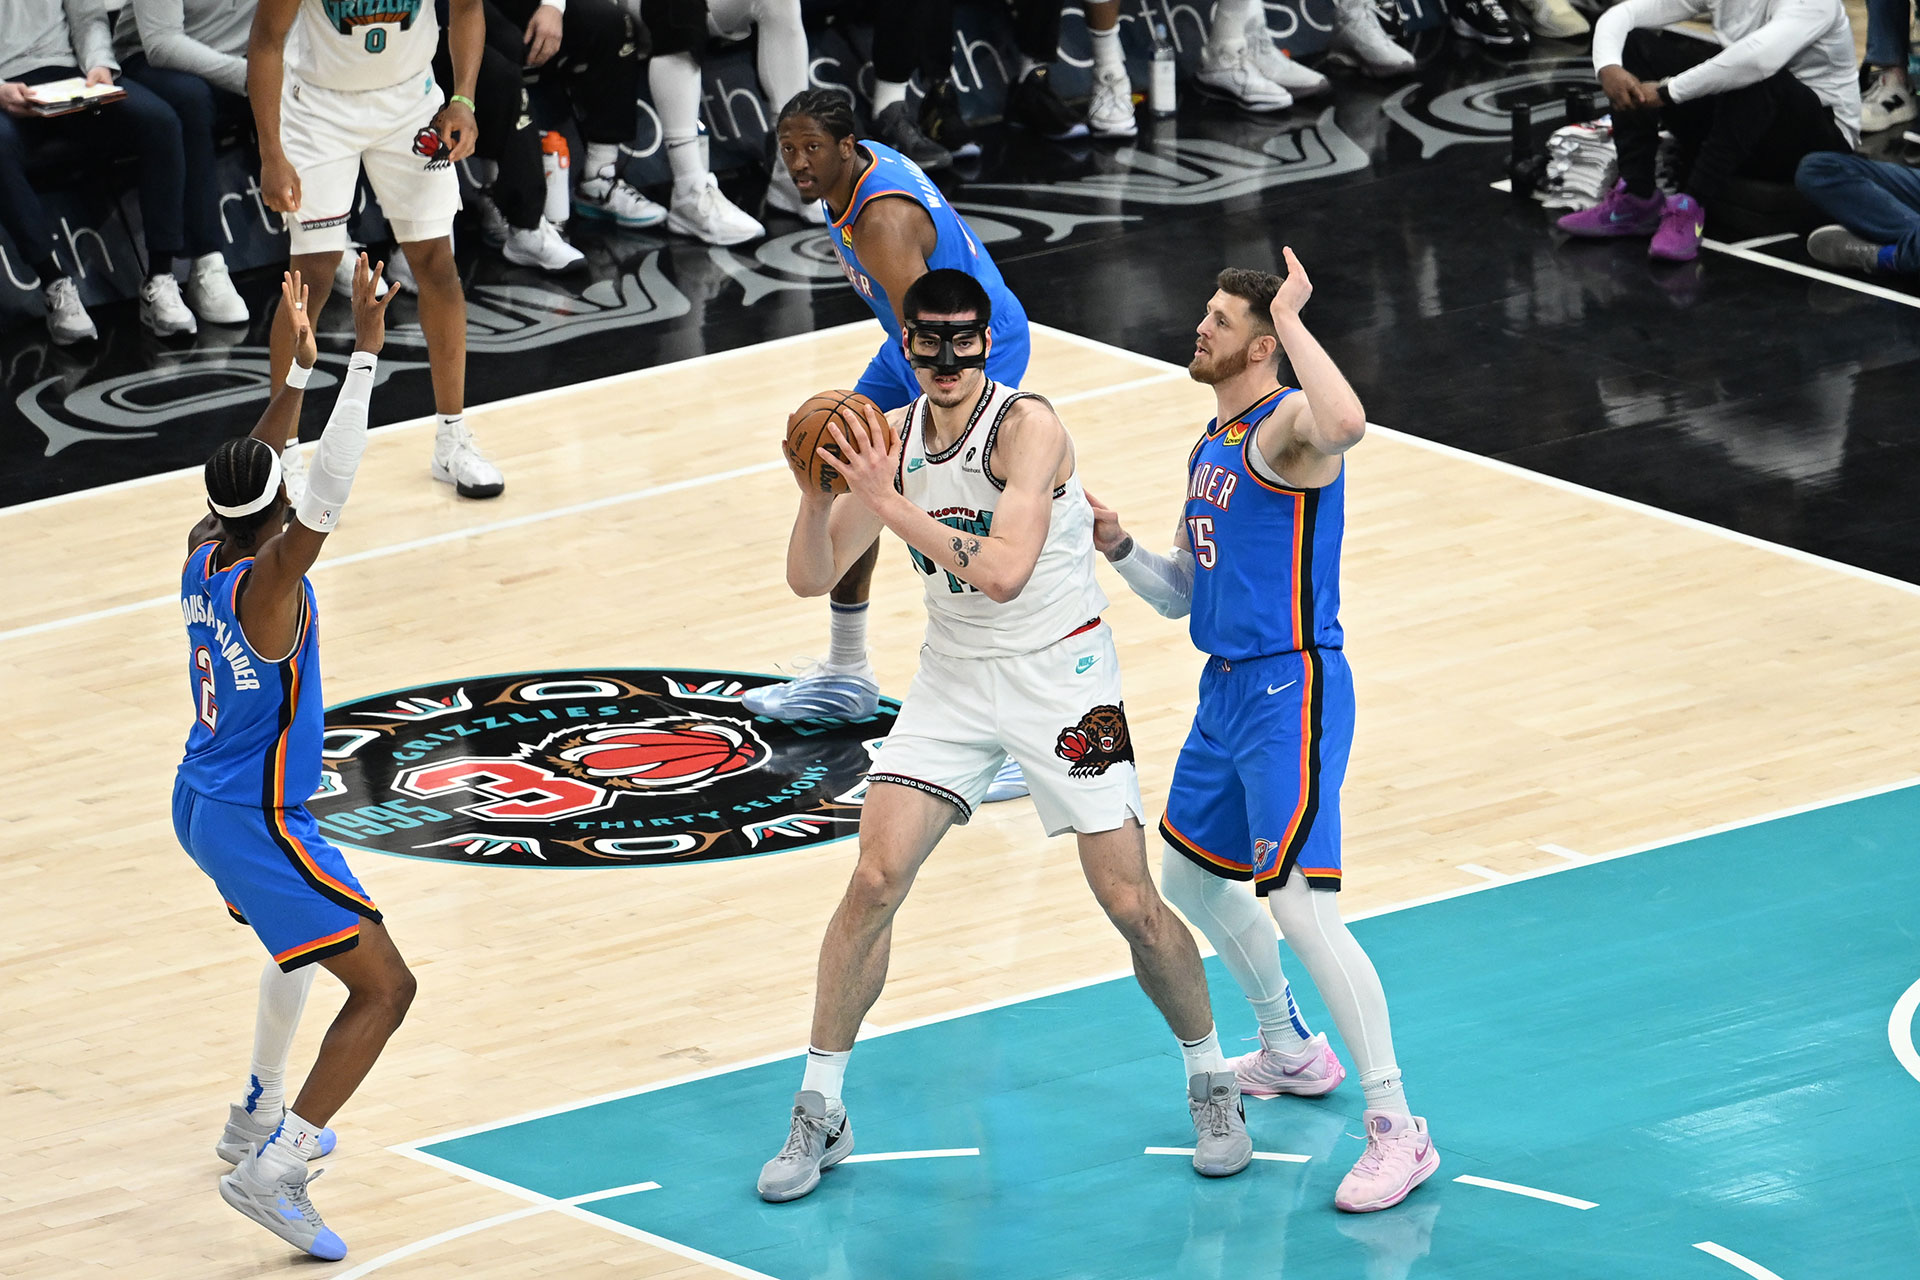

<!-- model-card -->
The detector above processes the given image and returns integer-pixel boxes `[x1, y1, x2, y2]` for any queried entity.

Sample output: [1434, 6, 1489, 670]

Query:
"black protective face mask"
[905, 319, 989, 376]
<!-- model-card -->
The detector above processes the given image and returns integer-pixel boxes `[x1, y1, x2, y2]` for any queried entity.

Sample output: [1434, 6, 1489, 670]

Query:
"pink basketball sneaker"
[1335, 1111, 1439, 1213]
[1556, 180, 1664, 238]
[1231, 1032, 1347, 1098]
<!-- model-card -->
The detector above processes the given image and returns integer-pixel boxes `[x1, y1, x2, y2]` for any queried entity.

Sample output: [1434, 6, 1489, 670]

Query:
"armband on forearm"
[1110, 539, 1195, 618]
[294, 352, 376, 532]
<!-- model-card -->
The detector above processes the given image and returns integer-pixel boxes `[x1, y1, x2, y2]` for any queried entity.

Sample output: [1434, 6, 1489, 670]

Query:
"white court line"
[1694, 1241, 1788, 1280]
[1456, 863, 1510, 882]
[1889, 976, 1920, 1084]
[840, 1148, 980, 1164]
[1144, 1147, 1310, 1163]
[0, 369, 1184, 646]
[1538, 843, 1589, 862]
[1727, 233, 1796, 249]
[1702, 236, 1920, 312]
[333, 1180, 660, 1280]
[0, 319, 883, 517]
[1453, 1174, 1596, 1209]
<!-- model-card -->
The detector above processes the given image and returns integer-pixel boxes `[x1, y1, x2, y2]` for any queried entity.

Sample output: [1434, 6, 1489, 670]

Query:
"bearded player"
[750, 90, 1032, 801]
[249, 0, 504, 502]
[755, 269, 1250, 1203]
[1090, 253, 1439, 1213]
[177, 261, 417, 1259]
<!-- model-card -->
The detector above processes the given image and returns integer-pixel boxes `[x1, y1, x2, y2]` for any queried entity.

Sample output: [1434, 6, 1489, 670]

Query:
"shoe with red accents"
[1231, 1031, 1346, 1098]
[1335, 1111, 1439, 1213]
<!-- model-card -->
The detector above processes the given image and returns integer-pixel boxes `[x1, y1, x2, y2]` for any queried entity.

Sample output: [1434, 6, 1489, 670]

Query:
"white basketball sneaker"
[1231, 1031, 1346, 1097]
[1329, 0, 1417, 78]
[669, 174, 766, 247]
[43, 277, 97, 345]
[1088, 66, 1138, 139]
[140, 273, 198, 337]
[742, 661, 879, 721]
[1335, 1111, 1439, 1212]
[187, 253, 250, 324]
[432, 419, 505, 499]
[1196, 41, 1294, 112]
[574, 167, 668, 229]
[503, 218, 587, 272]
[1245, 17, 1332, 100]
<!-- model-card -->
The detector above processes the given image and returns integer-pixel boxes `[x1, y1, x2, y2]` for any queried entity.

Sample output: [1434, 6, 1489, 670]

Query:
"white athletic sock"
[1090, 25, 1124, 77]
[872, 78, 908, 114]
[825, 601, 869, 674]
[1249, 987, 1313, 1051]
[801, 1046, 850, 1103]
[245, 960, 315, 1121]
[666, 136, 706, 197]
[435, 412, 465, 438]
[1361, 1067, 1408, 1117]
[583, 142, 621, 179]
[1179, 1027, 1225, 1077]
[1207, 0, 1260, 49]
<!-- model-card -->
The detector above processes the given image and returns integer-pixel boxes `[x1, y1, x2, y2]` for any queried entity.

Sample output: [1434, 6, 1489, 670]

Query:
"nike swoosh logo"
[1282, 1057, 1318, 1076]
[1076, 656, 1098, 674]
[1266, 681, 1296, 695]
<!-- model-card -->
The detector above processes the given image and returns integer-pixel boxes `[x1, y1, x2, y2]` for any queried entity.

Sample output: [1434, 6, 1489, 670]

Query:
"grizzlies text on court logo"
[309, 668, 896, 868]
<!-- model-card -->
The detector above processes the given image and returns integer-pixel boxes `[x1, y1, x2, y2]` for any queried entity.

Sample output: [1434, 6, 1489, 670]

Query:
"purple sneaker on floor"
[1556, 180, 1664, 238]
[1650, 194, 1705, 262]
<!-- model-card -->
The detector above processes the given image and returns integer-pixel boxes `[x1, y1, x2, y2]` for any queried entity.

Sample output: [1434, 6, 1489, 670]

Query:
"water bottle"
[1149, 21, 1177, 116]
[541, 131, 571, 227]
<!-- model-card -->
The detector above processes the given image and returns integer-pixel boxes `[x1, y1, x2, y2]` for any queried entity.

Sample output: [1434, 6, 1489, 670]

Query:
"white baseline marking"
[840, 1148, 980, 1164]
[1694, 1241, 1788, 1280]
[1702, 236, 1920, 313]
[1453, 1174, 1596, 1209]
[1456, 863, 1510, 882]
[0, 369, 1184, 646]
[1144, 1146, 1310, 1164]
[1728, 233, 1796, 249]
[333, 1180, 660, 1279]
[1889, 976, 1920, 1083]
[1538, 843, 1589, 862]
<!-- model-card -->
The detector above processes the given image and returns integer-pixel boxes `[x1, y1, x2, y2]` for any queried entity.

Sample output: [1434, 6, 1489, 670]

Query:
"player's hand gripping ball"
[785, 390, 885, 495]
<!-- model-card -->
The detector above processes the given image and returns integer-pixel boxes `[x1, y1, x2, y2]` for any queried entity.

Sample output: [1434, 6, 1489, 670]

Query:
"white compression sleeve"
[247, 960, 316, 1115]
[1160, 843, 1290, 1004]
[707, 0, 807, 108]
[295, 352, 375, 533]
[1266, 873, 1405, 1101]
[1109, 538, 1194, 618]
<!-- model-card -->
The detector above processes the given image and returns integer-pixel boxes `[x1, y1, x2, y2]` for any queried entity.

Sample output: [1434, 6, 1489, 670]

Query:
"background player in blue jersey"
[1088, 252, 1440, 1215]
[176, 259, 415, 1261]
[749, 92, 1032, 809]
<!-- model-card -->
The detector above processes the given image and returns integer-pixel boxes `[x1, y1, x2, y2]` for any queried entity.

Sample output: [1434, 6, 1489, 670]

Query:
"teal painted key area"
[418, 785, 1920, 1279]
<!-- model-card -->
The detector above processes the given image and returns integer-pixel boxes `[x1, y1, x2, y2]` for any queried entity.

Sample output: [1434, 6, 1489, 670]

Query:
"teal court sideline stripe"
[395, 777, 1920, 1279]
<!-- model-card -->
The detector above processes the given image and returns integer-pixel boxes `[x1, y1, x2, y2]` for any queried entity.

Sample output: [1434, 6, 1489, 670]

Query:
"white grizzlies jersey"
[289, 0, 438, 91]
[895, 380, 1108, 660]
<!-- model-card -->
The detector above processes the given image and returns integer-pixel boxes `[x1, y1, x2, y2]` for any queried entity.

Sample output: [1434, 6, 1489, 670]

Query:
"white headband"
[209, 445, 284, 519]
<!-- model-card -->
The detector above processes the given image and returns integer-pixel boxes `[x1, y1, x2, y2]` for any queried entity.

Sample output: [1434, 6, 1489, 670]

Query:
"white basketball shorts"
[280, 71, 460, 253]
[868, 622, 1145, 838]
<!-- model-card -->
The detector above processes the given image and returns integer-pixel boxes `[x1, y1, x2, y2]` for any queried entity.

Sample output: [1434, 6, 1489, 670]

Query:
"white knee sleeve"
[1266, 873, 1399, 1079]
[1160, 844, 1287, 1004]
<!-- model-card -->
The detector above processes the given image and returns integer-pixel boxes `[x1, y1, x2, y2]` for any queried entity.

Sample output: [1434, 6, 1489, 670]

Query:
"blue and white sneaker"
[217, 1103, 336, 1165]
[984, 758, 1030, 803]
[219, 1150, 347, 1260]
[743, 663, 879, 721]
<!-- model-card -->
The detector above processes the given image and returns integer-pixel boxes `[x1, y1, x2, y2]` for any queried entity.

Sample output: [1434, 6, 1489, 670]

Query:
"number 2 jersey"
[290, 0, 437, 91]
[894, 380, 1107, 660]
[177, 542, 326, 808]
[1185, 387, 1345, 661]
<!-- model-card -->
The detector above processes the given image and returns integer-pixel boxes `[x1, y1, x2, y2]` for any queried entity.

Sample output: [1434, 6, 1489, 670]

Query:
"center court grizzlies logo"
[324, 0, 422, 33]
[309, 668, 896, 868]
[1054, 704, 1134, 777]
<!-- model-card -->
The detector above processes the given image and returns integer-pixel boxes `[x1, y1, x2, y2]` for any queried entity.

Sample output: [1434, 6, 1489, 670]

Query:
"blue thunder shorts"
[1160, 647, 1354, 894]
[172, 776, 381, 970]
[852, 315, 1032, 411]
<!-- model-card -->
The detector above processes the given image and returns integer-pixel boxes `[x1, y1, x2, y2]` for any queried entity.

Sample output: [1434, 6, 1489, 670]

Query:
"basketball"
[785, 390, 884, 495]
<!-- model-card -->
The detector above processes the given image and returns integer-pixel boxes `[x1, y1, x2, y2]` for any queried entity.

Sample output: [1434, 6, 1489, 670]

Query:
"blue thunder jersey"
[177, 542, 326, 807]
[827, 141, 1028, 355]
[1185, 387, 1346, 661]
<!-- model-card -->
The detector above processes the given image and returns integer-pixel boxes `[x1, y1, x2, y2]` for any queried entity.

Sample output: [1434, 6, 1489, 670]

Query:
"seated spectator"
[1557, 1, 1861, 263]
[860, 0, 959, 171]
[1196, 0, 1412, 112]
[645, 0, 807, 245]
[1794, 151, 1920, 279]
[1, 0, 213, 341]
[435, 0, 593, 272]
[1860, 0, 1916, 132]
[115, 0, 261, 326]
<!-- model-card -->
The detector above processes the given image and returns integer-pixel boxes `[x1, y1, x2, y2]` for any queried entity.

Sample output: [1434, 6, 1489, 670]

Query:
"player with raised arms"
[176, 259, 417, 1259]
[755, 269, 1250, 1203]
[750, 90, 1033, 803]
[1090, 253, 1439, 1213]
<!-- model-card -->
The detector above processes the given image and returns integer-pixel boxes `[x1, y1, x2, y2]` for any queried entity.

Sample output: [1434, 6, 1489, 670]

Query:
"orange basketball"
[784, 390, 884, 495]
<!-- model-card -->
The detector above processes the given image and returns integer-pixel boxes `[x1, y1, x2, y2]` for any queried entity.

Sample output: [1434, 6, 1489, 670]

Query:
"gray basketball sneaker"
[757, 1089, 854, 1202]
[218, 1150, 346, 1260]
[215, 1102, 338, 1165]
[1189, 1071, 1253, 1177]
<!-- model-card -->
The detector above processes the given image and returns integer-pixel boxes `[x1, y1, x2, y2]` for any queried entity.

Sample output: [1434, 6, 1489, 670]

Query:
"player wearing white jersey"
[248, 0, 505, 501]
[754, 269, 1250, 1204]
